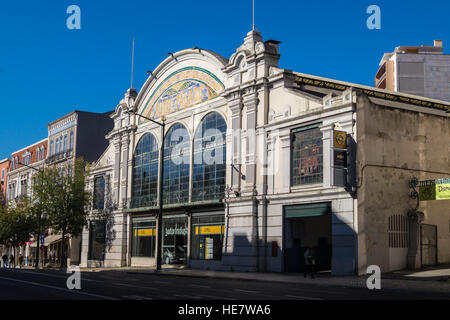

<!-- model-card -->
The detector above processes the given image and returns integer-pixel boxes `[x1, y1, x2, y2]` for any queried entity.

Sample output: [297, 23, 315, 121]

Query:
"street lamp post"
[128, 110, 166, 271]
[17, 162, 42, 269]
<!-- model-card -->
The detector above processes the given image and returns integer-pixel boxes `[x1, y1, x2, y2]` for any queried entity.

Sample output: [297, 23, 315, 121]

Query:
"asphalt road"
[0, 268, 447, 300]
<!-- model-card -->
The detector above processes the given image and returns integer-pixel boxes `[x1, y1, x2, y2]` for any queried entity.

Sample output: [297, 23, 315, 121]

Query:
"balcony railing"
[46, 149, 74, 164]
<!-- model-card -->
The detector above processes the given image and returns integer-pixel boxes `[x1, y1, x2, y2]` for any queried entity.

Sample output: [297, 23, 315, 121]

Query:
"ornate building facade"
[81, 30, 450, 275]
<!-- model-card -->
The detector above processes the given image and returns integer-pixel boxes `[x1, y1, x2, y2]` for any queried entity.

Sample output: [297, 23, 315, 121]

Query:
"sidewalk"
[77, 264, 450, 295]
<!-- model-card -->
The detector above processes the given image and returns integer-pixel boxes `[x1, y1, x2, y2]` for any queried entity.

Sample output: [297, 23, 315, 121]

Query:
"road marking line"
[196, 294, 234, 300]
[0, 275, 117, 300]
[173, 294, 201, 299]
[121, 295, 153, 300]
[8, 270, 104, 283]
[112, 282, 157, 290]
[188, 284, 211, 289]
[285, 294, 323, 300]
[233, 289, 259, 294]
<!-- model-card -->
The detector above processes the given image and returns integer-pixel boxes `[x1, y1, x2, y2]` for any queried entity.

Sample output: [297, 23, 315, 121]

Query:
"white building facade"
[81, 30, 450, 275]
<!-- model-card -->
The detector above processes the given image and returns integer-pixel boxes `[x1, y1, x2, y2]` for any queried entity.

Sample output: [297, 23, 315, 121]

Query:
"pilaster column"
[242, 93, 258, 195]
[320, 123, 333, 188]
[113, 138, 121, 208]
[229, 97, 243, 191]
[278, 130, 291, 194]
[120, 134, 130, 208]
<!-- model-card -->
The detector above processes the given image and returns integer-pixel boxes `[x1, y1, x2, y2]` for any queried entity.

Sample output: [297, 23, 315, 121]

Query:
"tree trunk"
[35, 231, 40, 269]
[60, 229, 65, 269]
[13, 246, 16, 269]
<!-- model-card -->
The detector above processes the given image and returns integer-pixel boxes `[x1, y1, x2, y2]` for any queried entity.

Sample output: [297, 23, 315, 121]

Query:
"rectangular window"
[50, 140, 54, 156]
[191, 213, 225, 260]
[88, 220, 106, 260]
[93, 176, 105, 210]
[132, 218, 156, 257]
[70, 131, 74, 150]
[63, 135, 68, 152]
[291, 125, 323, 186]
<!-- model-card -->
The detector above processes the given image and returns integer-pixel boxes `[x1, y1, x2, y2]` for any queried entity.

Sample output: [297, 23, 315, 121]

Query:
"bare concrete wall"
[356, 94, 450, 274]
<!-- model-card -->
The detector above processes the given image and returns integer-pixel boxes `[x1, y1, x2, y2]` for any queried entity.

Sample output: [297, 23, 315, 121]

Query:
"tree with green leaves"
[34, 158, 91, 268]
[0, 198, 35, 268]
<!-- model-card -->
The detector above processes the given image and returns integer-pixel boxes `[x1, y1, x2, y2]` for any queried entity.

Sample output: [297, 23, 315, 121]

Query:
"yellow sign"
[419, 179, 450, 201]
[195, 225, 224, 235]
[333, 130, 347, 149]
[135, 229, 155, 236]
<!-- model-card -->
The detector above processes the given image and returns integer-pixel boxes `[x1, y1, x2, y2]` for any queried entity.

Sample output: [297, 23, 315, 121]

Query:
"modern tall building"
[45, 110, 114, 266]
[375, 40, 450, 102]
[80, 30, 450, 275]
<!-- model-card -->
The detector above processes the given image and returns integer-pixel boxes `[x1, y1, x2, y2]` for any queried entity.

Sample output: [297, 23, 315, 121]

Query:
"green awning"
[285, 202, 331, 218]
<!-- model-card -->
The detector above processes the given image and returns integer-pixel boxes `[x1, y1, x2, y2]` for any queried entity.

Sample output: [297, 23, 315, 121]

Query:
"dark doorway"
[421, 224, 437, 266]
[284, 214, 332, 273]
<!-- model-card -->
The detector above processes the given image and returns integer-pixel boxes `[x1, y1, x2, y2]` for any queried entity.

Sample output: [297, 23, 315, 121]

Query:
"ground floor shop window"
[132, 217, 156, 257]
[191, 213, 224, 260]
[89, 220, 106, 260]
[162, 215, 188, 264]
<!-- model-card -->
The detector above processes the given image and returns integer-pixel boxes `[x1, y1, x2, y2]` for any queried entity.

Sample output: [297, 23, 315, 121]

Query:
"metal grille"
[388, 214, 408, 248]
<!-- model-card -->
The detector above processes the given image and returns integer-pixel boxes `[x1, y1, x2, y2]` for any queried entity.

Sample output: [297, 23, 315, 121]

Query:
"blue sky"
[0, 0, 448, 159]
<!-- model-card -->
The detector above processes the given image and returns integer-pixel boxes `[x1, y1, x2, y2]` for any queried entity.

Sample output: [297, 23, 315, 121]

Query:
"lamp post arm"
[128, 110, 164, 127]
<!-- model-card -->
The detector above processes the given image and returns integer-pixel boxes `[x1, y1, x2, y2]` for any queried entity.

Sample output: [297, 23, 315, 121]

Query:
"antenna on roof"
[131, 37, 135, 89]
[252, 0, 255, 30]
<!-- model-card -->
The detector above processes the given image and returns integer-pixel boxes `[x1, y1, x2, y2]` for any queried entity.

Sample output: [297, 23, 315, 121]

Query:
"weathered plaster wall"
[357, 94, 450, 274]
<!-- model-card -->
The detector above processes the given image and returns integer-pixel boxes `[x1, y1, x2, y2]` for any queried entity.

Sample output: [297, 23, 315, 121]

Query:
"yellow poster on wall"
[419, 178, 450, 201]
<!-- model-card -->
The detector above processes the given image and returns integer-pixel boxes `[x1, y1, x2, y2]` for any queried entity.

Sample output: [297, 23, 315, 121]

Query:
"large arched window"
[163, 123, 190, 204]
[131, 133, 159, 208]
[192, 112, 227, 202]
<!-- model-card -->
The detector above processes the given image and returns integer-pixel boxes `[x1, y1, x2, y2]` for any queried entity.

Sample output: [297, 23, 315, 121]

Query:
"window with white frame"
[36, 148, 40, 162]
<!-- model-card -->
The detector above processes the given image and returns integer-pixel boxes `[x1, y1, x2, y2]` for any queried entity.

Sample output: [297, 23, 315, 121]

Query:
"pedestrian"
[9, 254, 14, 269]
[303, 246, 315, 279]
[18, 254, 24, 269]
[1, 254, 7, 268]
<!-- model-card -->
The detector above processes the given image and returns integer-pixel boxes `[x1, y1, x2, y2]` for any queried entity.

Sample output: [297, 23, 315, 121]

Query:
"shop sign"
[419, 178, 450, 201]
[333, 130, 347, 149]
[135, 229, 155, 236]
[165, 227, 188, 236]
[195, 225, 224, 235]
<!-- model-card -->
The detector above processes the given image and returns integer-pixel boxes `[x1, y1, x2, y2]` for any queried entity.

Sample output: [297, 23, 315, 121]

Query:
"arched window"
[163, 123, 190, 204]
[131, 133, 159, 208]
[41, 146, 45, 160]
[192, 112, 227, 202]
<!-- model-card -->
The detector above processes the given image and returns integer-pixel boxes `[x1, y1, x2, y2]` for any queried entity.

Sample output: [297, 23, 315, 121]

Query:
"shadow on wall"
[221, 234, 258, 272]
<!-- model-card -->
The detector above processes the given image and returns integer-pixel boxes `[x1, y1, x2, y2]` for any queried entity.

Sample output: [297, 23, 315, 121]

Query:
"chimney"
[434, 40, 443, 48]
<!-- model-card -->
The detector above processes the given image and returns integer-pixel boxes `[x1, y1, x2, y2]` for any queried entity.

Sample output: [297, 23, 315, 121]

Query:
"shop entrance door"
[421, 224, 437, 266]
[162, 215, 188, 265]
[284, 203, 332, 273]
